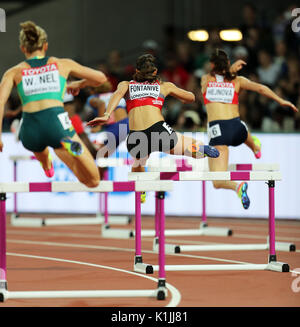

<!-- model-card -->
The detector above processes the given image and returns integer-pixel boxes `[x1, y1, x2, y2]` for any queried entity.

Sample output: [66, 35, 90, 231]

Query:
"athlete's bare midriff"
[128, 105, 164, 131]
[206, 102, 240, 122]
[114, 107, 128, 122]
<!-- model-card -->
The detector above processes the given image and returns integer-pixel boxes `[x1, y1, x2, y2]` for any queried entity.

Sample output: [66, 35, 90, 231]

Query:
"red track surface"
[1, 214, 300, 307]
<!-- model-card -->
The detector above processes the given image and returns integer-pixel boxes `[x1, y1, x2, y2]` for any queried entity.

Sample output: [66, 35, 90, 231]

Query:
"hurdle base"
[101, 225, 134, 239]
[199, 224, 233, 236]
[151, 262, 290, 272]
[0, 280, 8, 302]
[134, 256, 153, 274]
[173, 241, 296, 253]
[10, 213, 131, 227]
[2, 289, 161, 301]
[156, 279, 167, 300]
[152, 237, 180, 254]
[266, 261, 289, 273]
[271, 241, 296, 252]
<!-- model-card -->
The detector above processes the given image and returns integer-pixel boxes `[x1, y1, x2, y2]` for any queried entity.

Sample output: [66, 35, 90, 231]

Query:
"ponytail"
[133, 54, 159, 83]
[210, 48, 236, 81]
[19, 21, 47, 53]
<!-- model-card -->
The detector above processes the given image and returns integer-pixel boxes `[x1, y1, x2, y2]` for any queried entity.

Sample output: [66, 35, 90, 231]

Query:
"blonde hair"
[19, 21, 47, 53]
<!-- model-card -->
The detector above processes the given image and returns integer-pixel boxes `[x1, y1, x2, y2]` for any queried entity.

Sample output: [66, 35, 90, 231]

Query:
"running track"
[1, 214, 300, 307]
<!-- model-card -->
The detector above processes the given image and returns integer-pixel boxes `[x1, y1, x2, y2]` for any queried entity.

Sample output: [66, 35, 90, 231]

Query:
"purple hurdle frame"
[0, 193, 7, 291]
[0, 181, 170, 301]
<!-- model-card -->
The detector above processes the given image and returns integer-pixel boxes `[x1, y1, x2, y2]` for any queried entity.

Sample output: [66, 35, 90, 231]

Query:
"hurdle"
[9, 155, 131, 227]
[148, 161, 295, 254]
[0, 180, 172, 302]
[101, 157, 232, 239]
[128, 170, 290, 273]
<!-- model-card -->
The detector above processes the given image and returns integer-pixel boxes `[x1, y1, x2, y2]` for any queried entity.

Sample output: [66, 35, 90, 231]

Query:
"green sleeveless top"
[17, 56, 67, 106]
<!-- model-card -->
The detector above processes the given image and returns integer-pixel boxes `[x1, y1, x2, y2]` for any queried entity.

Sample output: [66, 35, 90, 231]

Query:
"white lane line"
[7, 252, 181, 307]
[290, 269, 300, 275]
[8, 239, 253, 264]
[7, 228, 300, 243]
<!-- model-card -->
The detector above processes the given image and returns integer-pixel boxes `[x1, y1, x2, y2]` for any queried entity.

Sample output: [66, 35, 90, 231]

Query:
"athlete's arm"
[239, 76, 298, 112]
[0, 68, 15, 151]
[63, 59, 107, 95]
[87, 81, 129, 126]
[89, 97, 106, 117]
[163, 82, 195, 103]
[230, 60, 247, 74]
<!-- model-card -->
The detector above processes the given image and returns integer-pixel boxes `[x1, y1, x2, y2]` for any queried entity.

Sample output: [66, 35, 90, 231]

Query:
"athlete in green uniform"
[0, 21, 107, 187]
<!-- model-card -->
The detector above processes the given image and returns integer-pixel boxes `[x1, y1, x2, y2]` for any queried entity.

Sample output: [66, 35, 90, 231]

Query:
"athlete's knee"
[212, 181, 223, 189]
[83, 178, 100, 188]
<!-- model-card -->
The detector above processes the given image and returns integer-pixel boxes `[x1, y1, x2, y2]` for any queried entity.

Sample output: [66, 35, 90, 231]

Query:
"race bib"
[208, 123, 222, 139]
[22, 63, 60, 96]
[129, 83, 160, 100]
[58, 112, 72, 130]
[206, 82, 235, 104]
[162, 122, 173, 135]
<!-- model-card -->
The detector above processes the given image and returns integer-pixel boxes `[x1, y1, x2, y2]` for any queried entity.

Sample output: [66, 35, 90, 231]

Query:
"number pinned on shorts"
[58, 112, 72, 130]
[209, 124, 221, 139]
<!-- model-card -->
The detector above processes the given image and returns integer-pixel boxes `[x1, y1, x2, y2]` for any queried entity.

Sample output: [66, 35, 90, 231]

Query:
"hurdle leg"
[10, 161, 19, 225]
[152, 193, 180, 254]
[157, 191, 167, 300]
[97, 169, 131, 226]
[152, 192, 160, 250]
[0, 193, 8, 302]
[13, 161, 17, 216]
[201, 181, 207, 227]
[134, 192, 153, 274]
[266, 181, 289, 272]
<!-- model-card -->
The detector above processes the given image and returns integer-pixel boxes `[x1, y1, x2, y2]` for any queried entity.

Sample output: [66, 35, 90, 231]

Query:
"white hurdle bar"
[9, 155, 131, 227]
[128, 170, 290, 273]
[0, 180, 173, 301]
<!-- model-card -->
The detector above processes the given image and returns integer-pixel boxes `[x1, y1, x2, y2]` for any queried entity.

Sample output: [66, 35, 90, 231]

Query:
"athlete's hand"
[0, 139, 3, 152]
[280, 100, 298, 113]
[67, 81, 81, 96]
[87, 114, 110, 127]
[230, 60, 247, 73]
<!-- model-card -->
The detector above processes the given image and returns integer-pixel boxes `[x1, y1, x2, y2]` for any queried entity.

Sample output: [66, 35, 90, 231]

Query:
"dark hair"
[133, 54, 159, 83]
[210, 49, 236, 81]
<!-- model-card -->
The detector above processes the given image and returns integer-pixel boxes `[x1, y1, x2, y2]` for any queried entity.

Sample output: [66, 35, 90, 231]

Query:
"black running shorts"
[126, 120, 178, 159]
[208, 117, 248, 147]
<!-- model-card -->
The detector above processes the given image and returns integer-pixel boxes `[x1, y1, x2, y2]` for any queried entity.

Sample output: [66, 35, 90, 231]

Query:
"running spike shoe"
[237, 182, 250, 209]
[40, 153, 54, 178]
[188, 144, 220, 158]
[61, 137, 83, 156]
[252, 135, 261, 159]
[141, 192, 146, 204]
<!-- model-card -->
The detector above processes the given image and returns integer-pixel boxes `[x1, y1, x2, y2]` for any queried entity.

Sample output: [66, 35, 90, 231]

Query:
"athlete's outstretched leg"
[245, 131, 261, 159]
[34, 147, 54, 178]
[169, 133, 219, 158]
[54, 134, 100, 188]
[208, 145, 250, 209]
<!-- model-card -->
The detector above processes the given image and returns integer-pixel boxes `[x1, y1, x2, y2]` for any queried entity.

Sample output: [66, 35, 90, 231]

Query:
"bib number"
[162, 122, 173, 135]
[58, 112, 72, 130]
[208, 124, 221, 139]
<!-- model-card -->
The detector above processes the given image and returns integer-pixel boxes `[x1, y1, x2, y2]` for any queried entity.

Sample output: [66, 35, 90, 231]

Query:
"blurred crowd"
[3, 2, 300, 133]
